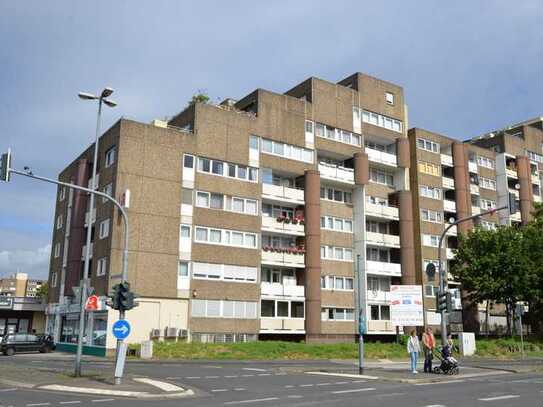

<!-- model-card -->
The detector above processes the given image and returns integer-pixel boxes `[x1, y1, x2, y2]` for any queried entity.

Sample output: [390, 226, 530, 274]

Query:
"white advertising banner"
[390, 285, 424, 326]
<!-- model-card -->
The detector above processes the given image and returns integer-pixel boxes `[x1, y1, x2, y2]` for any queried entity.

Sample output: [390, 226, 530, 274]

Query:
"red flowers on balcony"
[275, 215, 305, 225]
[262, 245, 306, 254]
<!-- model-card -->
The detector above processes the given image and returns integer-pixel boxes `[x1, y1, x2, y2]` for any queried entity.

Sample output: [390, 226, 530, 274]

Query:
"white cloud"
[0, 244, 51, 280]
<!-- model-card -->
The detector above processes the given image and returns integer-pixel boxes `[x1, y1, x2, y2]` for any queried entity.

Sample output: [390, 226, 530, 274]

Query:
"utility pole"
[355, 254, 365, 374]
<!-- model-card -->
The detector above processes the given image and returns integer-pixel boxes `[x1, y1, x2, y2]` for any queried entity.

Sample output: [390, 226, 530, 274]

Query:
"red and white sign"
[390, 285, 424, 326]
[85, 295, 102, 311]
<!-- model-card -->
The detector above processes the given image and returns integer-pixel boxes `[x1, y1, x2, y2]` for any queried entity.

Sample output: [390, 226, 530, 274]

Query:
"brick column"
[396, 138, 411, 169]
[398, 191, 416, 285]
[304, 170, 321, 338]
[516, 155, 533, 225]
[354, 152, 369, 185]
[452, 142, 472, 233]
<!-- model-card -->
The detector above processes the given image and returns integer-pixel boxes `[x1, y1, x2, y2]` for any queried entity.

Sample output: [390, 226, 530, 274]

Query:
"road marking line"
[275, 372, 287, 376]
[133, 377, 185, 392]
[478, 395, 520, 401]
[285, 385, 295, 388]
[334, 381, 349, 384]
[242, 368, 267, 372]
[59, 402, 81, 405]
[224, 397, 279, 405]
[225, 375, 239, 378]
[415, 380, 465, 386]
[27, 404, 50, 407]
[287, 395, 303, 399]
[299, 384, 313, 387]
[0, 389, 17, 392]
[257, 373, 272, 376]
[331, 388, 376, 394]
[424, 405, 446, 407]
[91, 400, 115, 403]
[206, 376, 220, 379]
[306, 371, 379, 380]
[186, 376, 200, 379]
[165, 377, 182, 380]
[212, 389, 229, 392]
[241, 374, 254, 377]
[234, 388, 246, 391]
[316, 383, 331, 386]
[351, 380, 366, 383]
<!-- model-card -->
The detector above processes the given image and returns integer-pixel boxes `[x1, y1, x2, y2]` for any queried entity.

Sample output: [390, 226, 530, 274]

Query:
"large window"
[320, 186, 352, 204]
[320, 245, 353, 262]
[369, 168, 394, 186]
[360, 109, 402, 133]
[314, 122, 361, 146]
[261, 138, 314, 164]
[54, 242, 61, 258]
[367, 247, 390, 262]
[366, 220, 389, 234]
[421, 209, 443, 223]
[261, 299, 305, 319]
[480, 198, 496, 210]
[320, 216, 353, 233]
[192, 262, 257, 282]
[527, 150, 543, 164]
[98, 219, 110, 239]
[321, 307, 355, 321]
[479, 177, 496, 191]
[195, 191, 258, 216]
[96, 257, 108, 277]
[191, 300, 257, 319]
[422, 234, 440, 247]
[105, 146, 116, 168]
[369, 304, 391, 320]
[420, 185, 442, 200]
[418, 161, 441, 177]
[197, 157, 258, 183]
[416, 138, 440, 153]
[477, 156, 495, 169]
[320, 276, 354, 291]
[194, 226, 258, 249]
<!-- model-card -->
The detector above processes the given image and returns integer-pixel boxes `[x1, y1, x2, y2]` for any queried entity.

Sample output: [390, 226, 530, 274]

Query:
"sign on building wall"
[0, 296, 14, 309]
[390, 285, 424, 326]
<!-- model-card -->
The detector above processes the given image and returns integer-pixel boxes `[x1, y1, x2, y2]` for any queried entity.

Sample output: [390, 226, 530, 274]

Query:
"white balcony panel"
[509, 188, 520, 198]
[441, 154, 453, 167]
[506, 169, 518, 179]
[81, 243, 94, 260]
[366, 290, 390, 303]
[446, 248, 455, 260]
[365, 203, 399, 220]
[470, 184, 480, 195]
[261, 282, 305, 298]
[511, 212, 522, 222]
[468, 161, 478, 173]
[534, 194, 542, 203]
[261, 216, 304, 236]
[87, 174, 100, 189]
[262, 183, 305, 204]
[443, 200, 456, 212]
[366, 148, 397, 167]
[366, 232, 400, 248]
[472, 206, 481, 215]
[260, 318, 305, 333]
[318, 163, 354, 185]
[442, 177, 455, 189]
[261, 250, 305, 268]
[84, 208, 97, 226]
[366, 261, 401, 277]
[367, 320, 395, 332]
[446, 225, 457, 236]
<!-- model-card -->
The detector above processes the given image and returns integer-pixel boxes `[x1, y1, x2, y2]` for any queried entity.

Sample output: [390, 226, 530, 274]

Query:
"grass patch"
[473, 338, 543, 358]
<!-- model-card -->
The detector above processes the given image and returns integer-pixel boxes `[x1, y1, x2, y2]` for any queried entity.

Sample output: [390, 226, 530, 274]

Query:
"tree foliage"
[35, 282, 48, 301]
[187, 92, 210, 107]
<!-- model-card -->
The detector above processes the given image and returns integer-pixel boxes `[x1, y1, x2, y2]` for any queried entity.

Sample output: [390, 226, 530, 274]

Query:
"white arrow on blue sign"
[112, 319, 131, 340]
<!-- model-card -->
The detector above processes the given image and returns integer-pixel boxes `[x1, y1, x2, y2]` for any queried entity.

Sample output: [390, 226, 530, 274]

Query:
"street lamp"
[75, 87, 116, 377]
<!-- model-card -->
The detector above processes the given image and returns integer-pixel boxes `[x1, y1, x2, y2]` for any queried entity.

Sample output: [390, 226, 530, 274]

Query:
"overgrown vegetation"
[187, 91, 210, 107]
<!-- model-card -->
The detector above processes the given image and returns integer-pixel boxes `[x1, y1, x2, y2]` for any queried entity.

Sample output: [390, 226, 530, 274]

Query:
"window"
[102, 183, 113, 203]
[320, 216, 353, 233]
[480, 220, 497, 231]
[51, 272, 58, 288]
[425, 285, 437, 297]
[421, 209, 443, 223]
[527, 150, 543, 164]
[422, 234, 440, 247]
[191, 300, 257, 319]
[59, 187, 66, 202]
[321, 246, 353, 262]
[181, 188, 193, 205]
[366, 220, 390, 234]
[368, 276, 390, 292]
[321, 276, 354, 291]
[99, 219, 110, 239]
[249, 135, 259, 150]
[420, 185, 442, 200]
[105, 146, 116, 168]
[260, 138, 314, 163]
[385, 92, 394, 105]
[54, 243, 61, 258]
[418, 161, 441, 177]
[56, 215, 63, 230]
[477, 156, 495, 169]
[178, 261, 189, 277]
[210, 193, 223, 209]
[321, 307, 355, 321]
[369, 304, 390, 320]
[479, 177, 496, 191]
[367, 247, 391, 262]
[480, 199, 496, 210]
[320, 186, 352, 204]
[96, 257, 108, 277]
[416, 138, 440, 153]
[369, 168, 394, 186]
[195, 190, 258, 216]
[314, 123, 361, 146]
[183, 154, 194, 168]
[360, 109, 402, 133]
[180, 224, 191, 238]
[193, 226, 257, 249]
[197, 157, 258, 183]
[305, 120, 314, 133]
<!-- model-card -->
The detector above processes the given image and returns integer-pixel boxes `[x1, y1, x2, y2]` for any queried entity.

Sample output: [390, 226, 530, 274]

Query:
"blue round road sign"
[112, 319, 131, 340]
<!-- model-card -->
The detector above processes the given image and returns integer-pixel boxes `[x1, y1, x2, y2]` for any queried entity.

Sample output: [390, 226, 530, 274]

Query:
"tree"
[451, 226, 532, 336]
[187, 92, 210, 107]
[35, 282, 48, 302]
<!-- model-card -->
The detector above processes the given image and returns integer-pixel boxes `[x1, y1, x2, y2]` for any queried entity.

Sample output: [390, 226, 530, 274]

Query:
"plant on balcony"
[276, 216, 287, 223]
[283, 217, 291, 224]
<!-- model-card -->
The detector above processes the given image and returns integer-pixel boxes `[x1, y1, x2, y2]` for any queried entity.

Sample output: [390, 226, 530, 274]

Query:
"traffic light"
[436, 290, 448, 313]
[508, 192, 518, 215]
[108, 282, 138, 312]
[0, 149, 11, 182]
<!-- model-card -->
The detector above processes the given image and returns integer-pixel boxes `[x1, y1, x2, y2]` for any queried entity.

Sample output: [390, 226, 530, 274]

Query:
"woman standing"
[407, 330, 421, 374]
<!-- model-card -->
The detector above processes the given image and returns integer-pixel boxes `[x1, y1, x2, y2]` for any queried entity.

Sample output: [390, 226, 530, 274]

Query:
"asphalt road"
[1, 354, 542, 407]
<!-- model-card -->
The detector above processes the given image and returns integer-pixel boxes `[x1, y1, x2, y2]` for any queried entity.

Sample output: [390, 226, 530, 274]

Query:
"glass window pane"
[212, 160, 223, 175]
[233, 198, 244, 212]
[245, 234, 256, 248]
[180, 225, 190, 238]
[237, 165, 247, 179]
[210, 229, 221, 243]
[261, 300, 275, 317]
[249, 167, 258, 181]
[178, 261, 189, 276]
[277, 302, 289, 317]
[345, 278, 353, 290]
[335, 278, 344, 289]
[183, 155, 194, 168]
[196, 192, 210, 207]
[246, 200, 257, 215]
[262, 139, 273, 152]
[210, 193, 223, 209]
[195, 228, 208, 242]
[207, 300, 221, 317]
[228, 163, 236, 177]
[232, 232, 243, 246]
[249, 136, 259, 150]
[198, 158, 210, 172]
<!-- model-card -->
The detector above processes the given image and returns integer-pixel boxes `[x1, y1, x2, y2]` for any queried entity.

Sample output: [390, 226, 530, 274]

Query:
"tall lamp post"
[75, 88, 117, 377]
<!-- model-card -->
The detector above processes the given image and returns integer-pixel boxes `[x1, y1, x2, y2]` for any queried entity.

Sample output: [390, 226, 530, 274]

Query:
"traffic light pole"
[437, 205, 507, 348]
[7, 166, 130, 380]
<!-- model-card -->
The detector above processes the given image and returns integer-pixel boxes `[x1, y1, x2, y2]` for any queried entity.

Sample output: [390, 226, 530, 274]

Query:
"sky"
[0, 1, 542, 280]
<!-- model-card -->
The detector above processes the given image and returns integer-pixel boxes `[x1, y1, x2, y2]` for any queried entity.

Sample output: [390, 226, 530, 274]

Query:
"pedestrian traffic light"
[436, 291, 448, 313]
[108, 282, 138, 312]
[0, 149, 11, 182]
[508, 192, 518, 215]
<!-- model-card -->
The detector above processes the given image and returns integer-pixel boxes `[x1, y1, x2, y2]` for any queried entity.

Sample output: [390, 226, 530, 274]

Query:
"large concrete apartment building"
[45, 70, 543, 353]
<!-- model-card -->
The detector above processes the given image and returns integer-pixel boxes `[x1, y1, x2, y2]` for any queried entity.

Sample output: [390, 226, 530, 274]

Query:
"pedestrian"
[407, 330, 421, 374]
[422, 326, 436, 373]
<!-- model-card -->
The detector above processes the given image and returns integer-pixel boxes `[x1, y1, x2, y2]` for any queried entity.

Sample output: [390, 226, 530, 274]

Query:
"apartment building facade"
[46, 72, 416, 352]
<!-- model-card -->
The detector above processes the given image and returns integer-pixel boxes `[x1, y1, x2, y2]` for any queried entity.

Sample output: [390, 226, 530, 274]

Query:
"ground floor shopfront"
[0, 297, 46, 336]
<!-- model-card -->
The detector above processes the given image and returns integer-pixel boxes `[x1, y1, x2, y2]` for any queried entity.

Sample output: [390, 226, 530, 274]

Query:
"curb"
[38, 384, 194, 399]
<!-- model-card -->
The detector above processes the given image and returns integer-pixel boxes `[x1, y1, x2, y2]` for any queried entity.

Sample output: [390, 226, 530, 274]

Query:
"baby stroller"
[432, 345, 460, 375]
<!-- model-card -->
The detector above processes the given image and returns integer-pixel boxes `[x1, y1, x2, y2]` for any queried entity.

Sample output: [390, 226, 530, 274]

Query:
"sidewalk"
[0, 363, 193, 399]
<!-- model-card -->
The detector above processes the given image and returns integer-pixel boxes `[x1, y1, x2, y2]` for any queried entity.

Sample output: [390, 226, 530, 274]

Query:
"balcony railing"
[470, 184, 480, 195]
[366, 260, 401, 277]
[365, 232, 400, 247]
[472, 206, 481, 215]
[443, 200, 456, 212]
[446, 248, 455, 260]
[532, 174, 540, 184]
[442, 177, 455, 189]
[262, 183, 304, 204]
[366, 290, 390, 302]
[365, 203, 399, 220]
[468, 161, 478, 173]
[318, 162, 354, 184]
[366, 148, 397, 167]
[261, 249, 305, 268]
[446, 225, 458, 236]
[260, 318, 305, 332]
[261, 216, 305, 236]
[81, 243, 94, 260]
[506, 168, 518, 178]
[441, 154, 453, 166]
[84, 208, 97, 226]
[367, 320, 395, 332]
[261, 282, 305, 298]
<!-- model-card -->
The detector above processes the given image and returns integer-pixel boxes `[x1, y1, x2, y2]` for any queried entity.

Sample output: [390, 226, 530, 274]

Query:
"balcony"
[87, 174, 100, 189]
[532, 174, 540, 184]
[261, 216, 305, 236]
[365, 232, 400, 248]
[511, 212, 522, 222]
[441, 154, 453, 167]
[470, 184, 480, 195]
[261, 249, 305, 268]
[262, 183, 304, 205]
[318, 162, 354, 185]
[366, 261, 401, 277]
[84, 208, 97, 226]
[534, 194, 542, 203]
[365, 203, 399, 220]
[506, 168, 518, 179]
[443, 200, 456, 212]
[366, 290, 390, 303]
[366, 148, 397, 167]
[442, 177, 455, 189]
[261, 282, 305, 298]
[509, 188, 520, 198]
[468, 161, 478, 173]
[367, 320, 395, 332]
[446, 225, 458, 236]
[81, 243, 93, 260]
[446, 248, 455, 260]
[260, 318, 305, 333]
